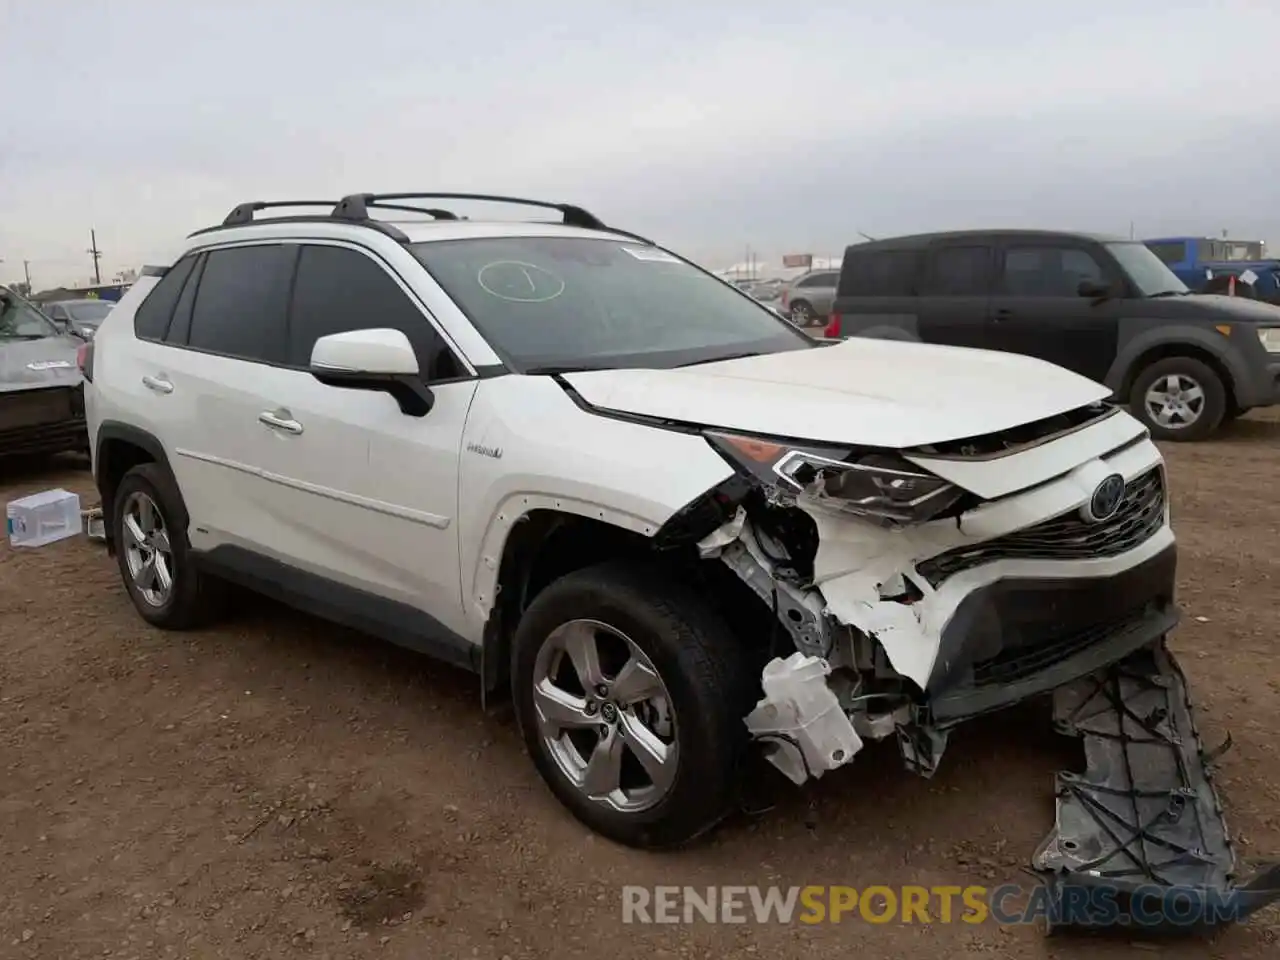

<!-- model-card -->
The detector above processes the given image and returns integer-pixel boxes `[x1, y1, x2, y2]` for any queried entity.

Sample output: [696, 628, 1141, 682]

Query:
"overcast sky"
[3, 1, 1280, 287]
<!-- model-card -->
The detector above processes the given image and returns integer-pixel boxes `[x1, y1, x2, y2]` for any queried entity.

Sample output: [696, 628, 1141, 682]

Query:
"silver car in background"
[779, 268, 839, 325]
[44, 299, 115, 339]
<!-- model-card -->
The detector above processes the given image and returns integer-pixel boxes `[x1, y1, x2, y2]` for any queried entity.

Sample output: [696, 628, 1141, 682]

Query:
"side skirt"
[193, 545, 479, 674]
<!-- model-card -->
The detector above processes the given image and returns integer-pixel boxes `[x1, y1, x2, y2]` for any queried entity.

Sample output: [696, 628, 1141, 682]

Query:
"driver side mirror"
[1077, 279, 1113, 299]
[309, 328, 434, 417]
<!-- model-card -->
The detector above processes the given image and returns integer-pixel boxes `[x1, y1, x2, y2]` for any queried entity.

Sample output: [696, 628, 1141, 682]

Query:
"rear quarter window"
[133, 255, 199, 340]
[837, 249, 920, 297]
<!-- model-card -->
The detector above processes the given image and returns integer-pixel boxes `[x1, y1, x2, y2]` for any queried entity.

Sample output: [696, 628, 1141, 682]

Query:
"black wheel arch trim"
[1105, 327, 1249, 403]
[94, 421, 181, 553]
[95, 420, 173, 474]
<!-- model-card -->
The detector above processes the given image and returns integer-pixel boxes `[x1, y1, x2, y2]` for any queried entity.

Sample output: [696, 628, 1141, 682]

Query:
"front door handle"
[141, 375, 174, 394]
[991, 308, 1013, 322]
[258, 410, 304, 435]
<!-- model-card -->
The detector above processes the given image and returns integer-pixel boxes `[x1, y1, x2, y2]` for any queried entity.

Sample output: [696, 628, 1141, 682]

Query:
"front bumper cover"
[924, 544, 1179, 727]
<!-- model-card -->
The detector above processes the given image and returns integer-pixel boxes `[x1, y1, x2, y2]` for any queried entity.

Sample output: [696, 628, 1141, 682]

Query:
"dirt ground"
[2, 415, 1278, 960]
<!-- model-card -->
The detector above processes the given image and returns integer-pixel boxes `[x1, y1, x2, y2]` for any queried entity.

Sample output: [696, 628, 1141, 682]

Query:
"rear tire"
[789, 300, 815, 325]
[112, 462, 223, 629]
[1128, 357, 1227, 442]
[511, 561, 755, 849]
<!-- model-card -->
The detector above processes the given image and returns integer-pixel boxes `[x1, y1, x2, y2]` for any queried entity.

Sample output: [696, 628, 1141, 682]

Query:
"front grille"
[0, 386, 76, 431]
[969, 605, 1155, 687]
[917, 467, 1165, 587]
[0, 418, 87, 458]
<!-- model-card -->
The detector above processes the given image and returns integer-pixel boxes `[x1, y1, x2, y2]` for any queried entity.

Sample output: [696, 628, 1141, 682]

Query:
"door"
[243, 242, 477, 639]
[985, 242, 1121, 383]
[915, 242, 996, 348]
[143, 243, 300, 557]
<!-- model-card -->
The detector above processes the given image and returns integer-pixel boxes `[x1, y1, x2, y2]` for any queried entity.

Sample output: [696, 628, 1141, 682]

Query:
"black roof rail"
[332, 193, 608, 230]
[189, 192, 655, 246]
[188, 213, 410, 243]
[363, 202, 460, 221]
[221, 200, 338, 226]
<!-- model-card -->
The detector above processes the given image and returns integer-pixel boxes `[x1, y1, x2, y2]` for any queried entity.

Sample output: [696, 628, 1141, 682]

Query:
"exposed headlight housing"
[705, 431, 964, 525]
[1257, 327, 1280, 353]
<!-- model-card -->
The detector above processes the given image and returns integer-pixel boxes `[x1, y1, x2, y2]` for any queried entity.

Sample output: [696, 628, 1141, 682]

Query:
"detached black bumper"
[0, 386, 88, 459]
[1032, 644, 1280, 932]
[924, 544, 1179, 727]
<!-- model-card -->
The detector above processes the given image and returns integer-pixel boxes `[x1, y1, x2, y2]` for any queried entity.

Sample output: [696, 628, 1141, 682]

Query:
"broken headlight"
[705, 432, 964, 524]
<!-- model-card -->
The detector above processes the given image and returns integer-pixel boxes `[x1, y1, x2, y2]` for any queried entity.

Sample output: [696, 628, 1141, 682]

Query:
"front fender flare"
[1105, 326, 1247, 401]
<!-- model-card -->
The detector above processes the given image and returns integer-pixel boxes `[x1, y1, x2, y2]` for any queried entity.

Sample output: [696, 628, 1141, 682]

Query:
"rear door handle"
[258, 410, 304, 435]
[141, 375, 174, 394]
[992, 309, 1014, 322]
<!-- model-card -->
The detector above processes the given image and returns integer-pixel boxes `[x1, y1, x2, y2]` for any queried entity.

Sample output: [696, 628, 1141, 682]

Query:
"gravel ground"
[2, 413, 1278, 959]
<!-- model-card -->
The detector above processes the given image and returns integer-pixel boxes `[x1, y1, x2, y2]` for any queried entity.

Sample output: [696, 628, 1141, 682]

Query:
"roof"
[844, 228, 1131, 252]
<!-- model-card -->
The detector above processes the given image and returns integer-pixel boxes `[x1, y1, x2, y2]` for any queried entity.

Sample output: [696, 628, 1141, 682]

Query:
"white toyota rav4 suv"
[82, 193, 1178, 851]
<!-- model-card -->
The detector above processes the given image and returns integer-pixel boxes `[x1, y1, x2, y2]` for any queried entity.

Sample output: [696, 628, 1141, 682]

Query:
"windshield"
[66, 301, 113, 324]
[1105, 242, 1189, 297]
[0, 293, 60, 340]
[410, 237, 813, 370]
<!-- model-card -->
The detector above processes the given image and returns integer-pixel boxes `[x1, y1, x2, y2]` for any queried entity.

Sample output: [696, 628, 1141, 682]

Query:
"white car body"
[82, 200, 1176, 838]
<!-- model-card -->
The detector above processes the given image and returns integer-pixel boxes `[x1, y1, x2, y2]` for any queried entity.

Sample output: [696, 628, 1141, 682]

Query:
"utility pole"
[87, 229, 103, 285]
[23, 260, 31, 290]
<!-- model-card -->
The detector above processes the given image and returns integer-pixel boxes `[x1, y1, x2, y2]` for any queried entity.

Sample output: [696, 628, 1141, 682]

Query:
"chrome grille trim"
[917, 467, 1165, 587]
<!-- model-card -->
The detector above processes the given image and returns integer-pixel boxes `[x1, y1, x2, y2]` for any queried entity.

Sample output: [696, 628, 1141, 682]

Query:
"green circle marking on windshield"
[477, 261, 566, 303]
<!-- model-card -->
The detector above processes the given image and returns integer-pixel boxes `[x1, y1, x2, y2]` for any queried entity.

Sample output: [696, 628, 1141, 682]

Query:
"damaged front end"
[661, 418, 1278, 932]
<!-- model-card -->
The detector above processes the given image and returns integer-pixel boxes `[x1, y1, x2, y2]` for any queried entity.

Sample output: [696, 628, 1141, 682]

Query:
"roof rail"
[188, 209, 411, 242]
[363, 202, 460, 221]
[221, 201, 339, 226]
[332, 193, 608, 230]
[189, 192, 654, 246]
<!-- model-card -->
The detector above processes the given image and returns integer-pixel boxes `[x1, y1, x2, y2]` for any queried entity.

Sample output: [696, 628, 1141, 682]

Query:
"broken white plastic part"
[744, 653, 863, 785]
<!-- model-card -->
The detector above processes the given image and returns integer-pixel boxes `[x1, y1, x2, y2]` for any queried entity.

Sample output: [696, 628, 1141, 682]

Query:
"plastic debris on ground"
[5, 488, 82, 547]
[84, 506, 106, 542]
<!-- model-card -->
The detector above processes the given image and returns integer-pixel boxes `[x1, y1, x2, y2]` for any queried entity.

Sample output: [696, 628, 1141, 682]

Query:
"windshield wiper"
[676, 351, 767, 367]
[523, 363, 615, 376]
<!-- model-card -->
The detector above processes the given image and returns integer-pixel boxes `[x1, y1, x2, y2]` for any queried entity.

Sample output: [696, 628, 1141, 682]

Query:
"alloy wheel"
[1144, 374, 1206, 429]
[121, 491, 174, 607]
[531, 619, 678, 813]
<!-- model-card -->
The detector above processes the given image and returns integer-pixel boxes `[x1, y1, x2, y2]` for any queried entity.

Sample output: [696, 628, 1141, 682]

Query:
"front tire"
[1128, 357, 1227, 442]
[511, 562, 754, 849]
[112, 462, 222, 629]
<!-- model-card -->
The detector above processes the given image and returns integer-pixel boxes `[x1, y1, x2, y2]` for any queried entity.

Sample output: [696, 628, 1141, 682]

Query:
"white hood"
[561, 339, 1111, 450]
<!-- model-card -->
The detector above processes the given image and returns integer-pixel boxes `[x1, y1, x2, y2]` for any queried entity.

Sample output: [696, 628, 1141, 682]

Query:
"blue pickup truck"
[1143, 236, 1280, 304]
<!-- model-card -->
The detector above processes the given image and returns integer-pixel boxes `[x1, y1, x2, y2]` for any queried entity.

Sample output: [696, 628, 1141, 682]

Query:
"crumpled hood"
[0, 336, 83, 393]
[561, 338, 1112, 449]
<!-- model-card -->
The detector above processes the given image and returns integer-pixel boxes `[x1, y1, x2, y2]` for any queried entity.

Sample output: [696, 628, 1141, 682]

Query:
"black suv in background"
[823, 230, 1280, 440]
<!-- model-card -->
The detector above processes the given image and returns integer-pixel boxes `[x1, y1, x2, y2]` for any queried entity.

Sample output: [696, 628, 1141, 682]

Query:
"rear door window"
[923, 245, 995, 295]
